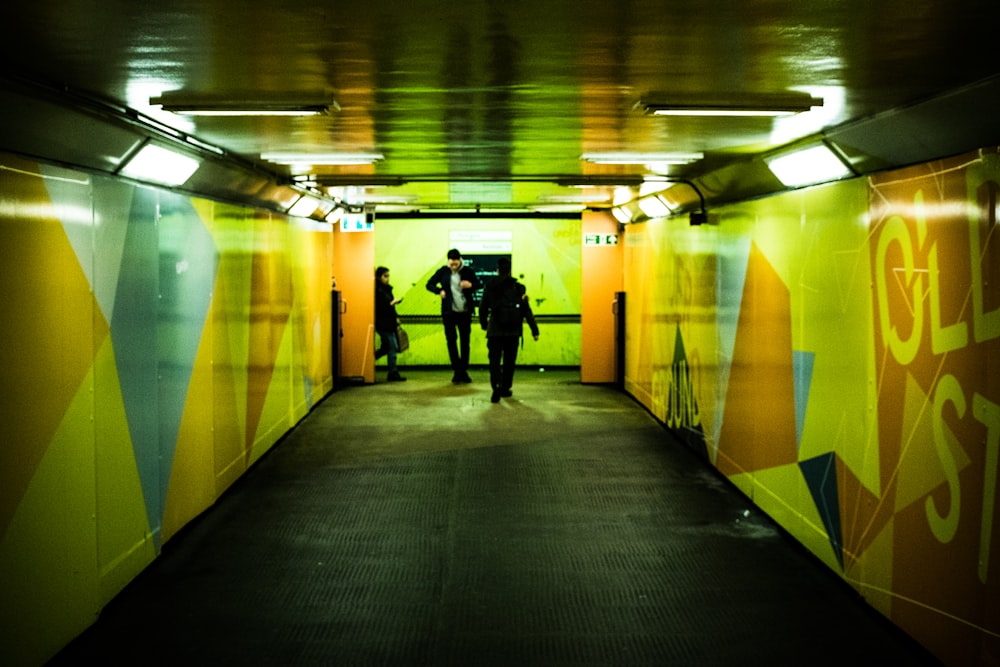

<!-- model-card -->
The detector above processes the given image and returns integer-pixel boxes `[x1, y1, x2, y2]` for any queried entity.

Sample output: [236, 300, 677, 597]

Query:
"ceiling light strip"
[581, 152, 704, 165]
[151, 96, 338, 117]
[640, 94, 823, 117]
[261, 152, 384, 165]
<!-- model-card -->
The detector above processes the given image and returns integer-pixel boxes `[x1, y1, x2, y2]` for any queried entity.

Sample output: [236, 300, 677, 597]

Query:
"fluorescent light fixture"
[361, 195, 418, 205]
[171, 108, 329, 117]
[538, 194, 612, 204]
[638, 181, 669, 197]
[611, 207, 632, 224]
[582, 152, 703, 165]
[288, 195, 337, 219]
[183, 135, 225, 155]
[534, 204, 587, 213]
[649, 106, 799, 117]
[641, 93, 822, 117]
[315, 199, 337, 217]
[638, 195, 672, 218]
[765, 143, 853, 187]
[261, 152, 384, 165]
[288, 195, 321, 217]
[152, 95, 336, 117]
[119, 144, 200, 186]
[613, 186, 635, 206]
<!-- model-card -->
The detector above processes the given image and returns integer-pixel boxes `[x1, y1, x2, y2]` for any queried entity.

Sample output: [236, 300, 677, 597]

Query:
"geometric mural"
[0, 153, 333, 667]
[4, 142, 1000, 667]
[716, 241, 798, 478]
[624, 148, 1000, 665]
[799, 452, 844, 568]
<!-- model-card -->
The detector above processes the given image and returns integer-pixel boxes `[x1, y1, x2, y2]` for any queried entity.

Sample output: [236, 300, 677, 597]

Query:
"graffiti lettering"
[926, 374, 963, 543]
[924, 373, 999, 585]
[971, 180, 1000, 344]
[666, 359, 701, 430]
[876, 214, 923, 365]
[651, 368, 668, 420]
[972, 393, 999, 584]
[928, 242, 968, 354]
[876, 186, 1000, 365]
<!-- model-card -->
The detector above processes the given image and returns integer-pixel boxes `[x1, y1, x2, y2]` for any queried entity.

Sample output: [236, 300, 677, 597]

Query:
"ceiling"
[2, 0, 999, 216]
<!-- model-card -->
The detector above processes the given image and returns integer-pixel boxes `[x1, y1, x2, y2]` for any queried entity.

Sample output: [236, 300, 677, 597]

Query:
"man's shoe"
[490, 387, 501, 403]
[458, 372, 473, 383]
[501, 388, 512, 397]
[388, 372, 407, 382]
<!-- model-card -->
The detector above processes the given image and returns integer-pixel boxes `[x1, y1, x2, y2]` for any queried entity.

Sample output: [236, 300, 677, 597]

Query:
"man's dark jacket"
[425, 265, 481, 315]
[479, 275, 539, 338]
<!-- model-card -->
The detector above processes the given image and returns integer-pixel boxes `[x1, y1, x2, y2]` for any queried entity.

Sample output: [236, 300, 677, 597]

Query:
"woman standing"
[375, 266, 406, 382]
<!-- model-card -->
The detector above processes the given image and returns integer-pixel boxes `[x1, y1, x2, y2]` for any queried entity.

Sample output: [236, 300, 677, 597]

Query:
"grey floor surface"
[48, 368, 942, 666]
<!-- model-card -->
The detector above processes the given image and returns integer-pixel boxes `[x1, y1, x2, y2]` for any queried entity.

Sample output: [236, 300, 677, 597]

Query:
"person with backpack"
[478, 257, 539, 403]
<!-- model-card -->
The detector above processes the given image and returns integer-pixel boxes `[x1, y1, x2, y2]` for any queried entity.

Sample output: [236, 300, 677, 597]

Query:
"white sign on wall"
[450, 230, 513, 253]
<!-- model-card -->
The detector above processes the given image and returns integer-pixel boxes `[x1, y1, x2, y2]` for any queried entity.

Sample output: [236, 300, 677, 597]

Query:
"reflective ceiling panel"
[2, 0, 998, 212]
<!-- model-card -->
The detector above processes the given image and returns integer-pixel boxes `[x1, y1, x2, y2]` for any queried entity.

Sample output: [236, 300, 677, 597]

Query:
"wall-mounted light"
[611, 206, 632, 224]
[613, 186, 636, 206]
[314, 199, 337, 217]
[288, 195, 322, 217]
[118, 143, 200, 186]
[765, 142, 854, 187]
[637, 194, 673, 219]
[638, 180, 670, 197]
[640, 92, 823, 117]
[261, 152, 384, 165]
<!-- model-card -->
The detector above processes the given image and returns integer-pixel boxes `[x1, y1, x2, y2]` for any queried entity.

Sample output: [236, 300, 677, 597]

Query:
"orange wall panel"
[333, 226, 375, 383]
[580, 211, 622, 383]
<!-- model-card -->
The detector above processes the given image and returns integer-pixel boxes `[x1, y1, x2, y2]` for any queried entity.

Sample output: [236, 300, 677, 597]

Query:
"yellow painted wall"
[5, 140, 1000, 667]
[623, 148, 1000, 666]
[0, 153, 334, 667]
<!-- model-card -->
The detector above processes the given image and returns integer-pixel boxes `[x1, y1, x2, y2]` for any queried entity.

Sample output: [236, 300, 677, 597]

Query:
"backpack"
[492, 280, 523, 329]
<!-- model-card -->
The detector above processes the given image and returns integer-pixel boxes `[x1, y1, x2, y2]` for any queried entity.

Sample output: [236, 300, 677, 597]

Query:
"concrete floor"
[49, 368, 942, 666]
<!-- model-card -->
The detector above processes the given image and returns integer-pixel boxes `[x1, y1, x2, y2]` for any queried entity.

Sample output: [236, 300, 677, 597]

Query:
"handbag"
[396, 323, 410, 352]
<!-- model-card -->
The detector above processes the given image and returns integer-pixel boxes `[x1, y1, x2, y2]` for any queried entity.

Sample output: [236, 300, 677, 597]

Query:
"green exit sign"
[584, 234, 619, 246]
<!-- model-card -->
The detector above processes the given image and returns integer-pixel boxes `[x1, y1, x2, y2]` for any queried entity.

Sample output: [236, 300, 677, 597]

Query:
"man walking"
[479, 257, 539, 402]
[426, 248, 481, 383]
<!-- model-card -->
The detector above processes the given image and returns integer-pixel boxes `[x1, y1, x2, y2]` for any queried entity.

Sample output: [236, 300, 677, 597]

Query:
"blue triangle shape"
[799, 452, 844, 569]
[792, 350, 815, 452]
[111, 190, 217, 544]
